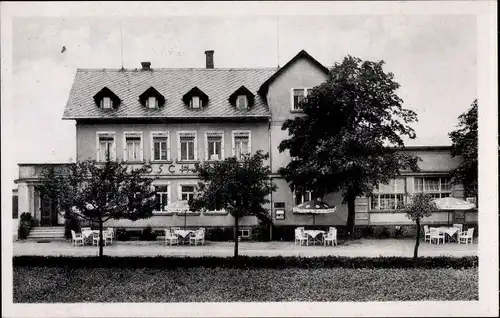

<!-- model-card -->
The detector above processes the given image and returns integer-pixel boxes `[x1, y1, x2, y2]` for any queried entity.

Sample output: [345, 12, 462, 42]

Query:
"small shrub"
[140, 226, 157, 241]
[374, 226, 390, 239]
[17, 213, 32, 240]
[207, 227, 233, 241]
[116, 228, 130, 241]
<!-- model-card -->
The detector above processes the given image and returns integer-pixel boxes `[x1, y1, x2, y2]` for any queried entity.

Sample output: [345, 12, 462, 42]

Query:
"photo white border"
[1, 1, 497, 317]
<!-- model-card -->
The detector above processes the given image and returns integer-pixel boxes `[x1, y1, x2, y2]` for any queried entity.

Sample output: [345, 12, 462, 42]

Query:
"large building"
[14, 50, 478, 236]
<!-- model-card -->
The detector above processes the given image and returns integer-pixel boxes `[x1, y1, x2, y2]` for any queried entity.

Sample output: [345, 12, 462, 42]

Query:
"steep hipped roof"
[258, 50, 330, 96]
[63, 68, 277, 120]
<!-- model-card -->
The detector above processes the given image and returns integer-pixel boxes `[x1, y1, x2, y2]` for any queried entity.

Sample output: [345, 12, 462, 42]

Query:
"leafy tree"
[279, 56, 420, 237]
[402, 193, 438, 259]
[190, 151, 277, 257]
[449, 99, 478, 199]
[39, 159, 156, 257]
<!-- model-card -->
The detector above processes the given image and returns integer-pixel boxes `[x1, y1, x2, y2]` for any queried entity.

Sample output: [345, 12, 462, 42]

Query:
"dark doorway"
[40, 193, 58, 226]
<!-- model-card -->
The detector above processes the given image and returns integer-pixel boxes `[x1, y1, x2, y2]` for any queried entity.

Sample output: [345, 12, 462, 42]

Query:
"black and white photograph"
[1, 1, 497, 317]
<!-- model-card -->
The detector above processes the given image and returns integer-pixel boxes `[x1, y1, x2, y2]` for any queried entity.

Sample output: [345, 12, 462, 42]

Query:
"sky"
[9, 14, 477, 183]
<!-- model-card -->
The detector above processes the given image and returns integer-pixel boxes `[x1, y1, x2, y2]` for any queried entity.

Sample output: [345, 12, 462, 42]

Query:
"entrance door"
[40, 194, 58, 226]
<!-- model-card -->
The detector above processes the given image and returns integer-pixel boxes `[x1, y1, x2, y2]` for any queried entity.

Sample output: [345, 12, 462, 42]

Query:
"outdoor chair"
[452, 223, 463, 231]
[324, 228, 337, 247]
[429, 228, 445, 245]
[106, 228, 114, 239]
[458, 228, 474, 245]
[189, 229, 205, 246]
[294, 229, 308, 246]
[423, 225, 431, 243]
[92, 232, 106, 247]
[104, 230, 113, 245]
[164, 229, 179, 246]
[71, 230, 84, 246]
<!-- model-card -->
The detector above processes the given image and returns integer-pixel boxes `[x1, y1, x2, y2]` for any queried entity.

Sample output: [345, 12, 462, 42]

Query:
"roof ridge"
[77, 67, 278, 72]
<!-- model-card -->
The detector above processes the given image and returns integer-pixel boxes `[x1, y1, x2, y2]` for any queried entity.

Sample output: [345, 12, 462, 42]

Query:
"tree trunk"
[346, 193, 356, 239]
[234, 214, 239, 258]
[98, 216, 104, 258]
[414, 218, 421, 260]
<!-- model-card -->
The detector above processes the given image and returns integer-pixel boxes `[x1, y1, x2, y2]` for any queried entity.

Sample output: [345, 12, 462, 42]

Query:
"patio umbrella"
[432, 197, 475, 225]
[165, 200, 190, 229]
[292, 198, 336, 226]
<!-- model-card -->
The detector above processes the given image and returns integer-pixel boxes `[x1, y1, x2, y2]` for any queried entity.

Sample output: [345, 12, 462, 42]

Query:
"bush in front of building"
[17, 212, 32, 240]
[140, 226, 158, 241]
[116, 228, 131, 241]
[13, 255, 478, 269]
[206, 227, 234, 241]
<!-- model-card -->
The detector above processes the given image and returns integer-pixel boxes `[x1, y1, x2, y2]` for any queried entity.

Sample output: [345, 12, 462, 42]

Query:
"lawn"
[14, 266, 477, 302]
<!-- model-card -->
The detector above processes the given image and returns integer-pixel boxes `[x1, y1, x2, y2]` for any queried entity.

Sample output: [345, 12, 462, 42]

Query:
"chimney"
[204, 50, 214, 69]
[141, 61, 151, 70]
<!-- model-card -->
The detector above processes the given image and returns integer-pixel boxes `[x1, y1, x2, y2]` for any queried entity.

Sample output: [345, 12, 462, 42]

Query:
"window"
[291, 88, 312, 111]
[146, 96, 158, 109]
[97, 132, 115, 161]
[180, 185, 195, 201]
[205, 131, 224, 161]
[190, 96, 201, 109]
[100, 97, 113, 109]
[238, 229, 250, 238]
[154, 185, 170, 211]
[414, 177, 452, 199]
[274, 202, 285, 209]
[370, 178, 406, 210]
[236, 95, 248, 110]
[124, 132, 143, 162]
[178, 132, 197, 161]
[232, 131, 251, 160]
[294, 190, 312, 206]
[151, 132, 170, 161]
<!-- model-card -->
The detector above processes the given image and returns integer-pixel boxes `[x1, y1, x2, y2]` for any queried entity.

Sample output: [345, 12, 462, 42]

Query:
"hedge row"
[13, 255, 478, 269]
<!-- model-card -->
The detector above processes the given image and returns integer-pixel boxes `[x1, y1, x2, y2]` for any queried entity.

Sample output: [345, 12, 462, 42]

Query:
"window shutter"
[231, 132, 235, 157]
[248, 132, 252, 154]
[221, 133, 225, 159]
[139, 133, 144, 161]
[96, 137, 101, 161]
[177, 132, 181, 162]
[150, 132, 154, 161]
[204, 132, 208, 161]
[193, 133, 198, 160]
[166, 132, 171, 160]
[111, 138, 116, 161]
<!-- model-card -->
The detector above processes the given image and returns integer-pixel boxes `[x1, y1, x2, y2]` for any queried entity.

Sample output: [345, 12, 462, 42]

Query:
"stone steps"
[26, 226, 65, 240]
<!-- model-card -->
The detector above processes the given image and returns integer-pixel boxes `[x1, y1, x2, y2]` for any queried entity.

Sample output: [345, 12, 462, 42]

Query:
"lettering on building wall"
[152, 164, 197, 175]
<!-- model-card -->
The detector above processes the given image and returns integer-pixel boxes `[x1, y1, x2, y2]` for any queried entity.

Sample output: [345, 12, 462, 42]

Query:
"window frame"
[205, 131, 224, 161]
[370, 178, 407, 211]
[96, 131, 116, 162]
[123, 131, 144, 162]
[238, 229, 251, 238]
[231, 130, 251, 160]
[146, 96, 158, 109]
[413, 176, 452, 199]
[150, 131, 171, 162]
[178, 184, 196, 202]
[152, 182, 172, 214]
[190, 96, 202, 109]
[100, 96, 113, 109]
[293, 190, 312, 206]
[236, 95, 248, 110]
[290, 87, 312, 112]
[177, 131, 198, 162]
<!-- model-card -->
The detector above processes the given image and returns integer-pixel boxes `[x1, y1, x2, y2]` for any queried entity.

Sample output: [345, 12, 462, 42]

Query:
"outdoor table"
[435, 227, 461, 242]
[81, 230, 99, 245]
[303, 230, 325, 246]
[174, 230, 194, 245]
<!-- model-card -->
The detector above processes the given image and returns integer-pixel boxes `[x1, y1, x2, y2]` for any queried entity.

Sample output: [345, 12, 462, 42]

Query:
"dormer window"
[190, 96, 201, 109]
[93, 87, 120, 110]
[100, 97, 113, 109]
[236, 95, 248, 110]
[182, 87, 209, 110]
[228, 86, 254, 110]
[139, 87, 165, 109]
[146, 96, 158, 109]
